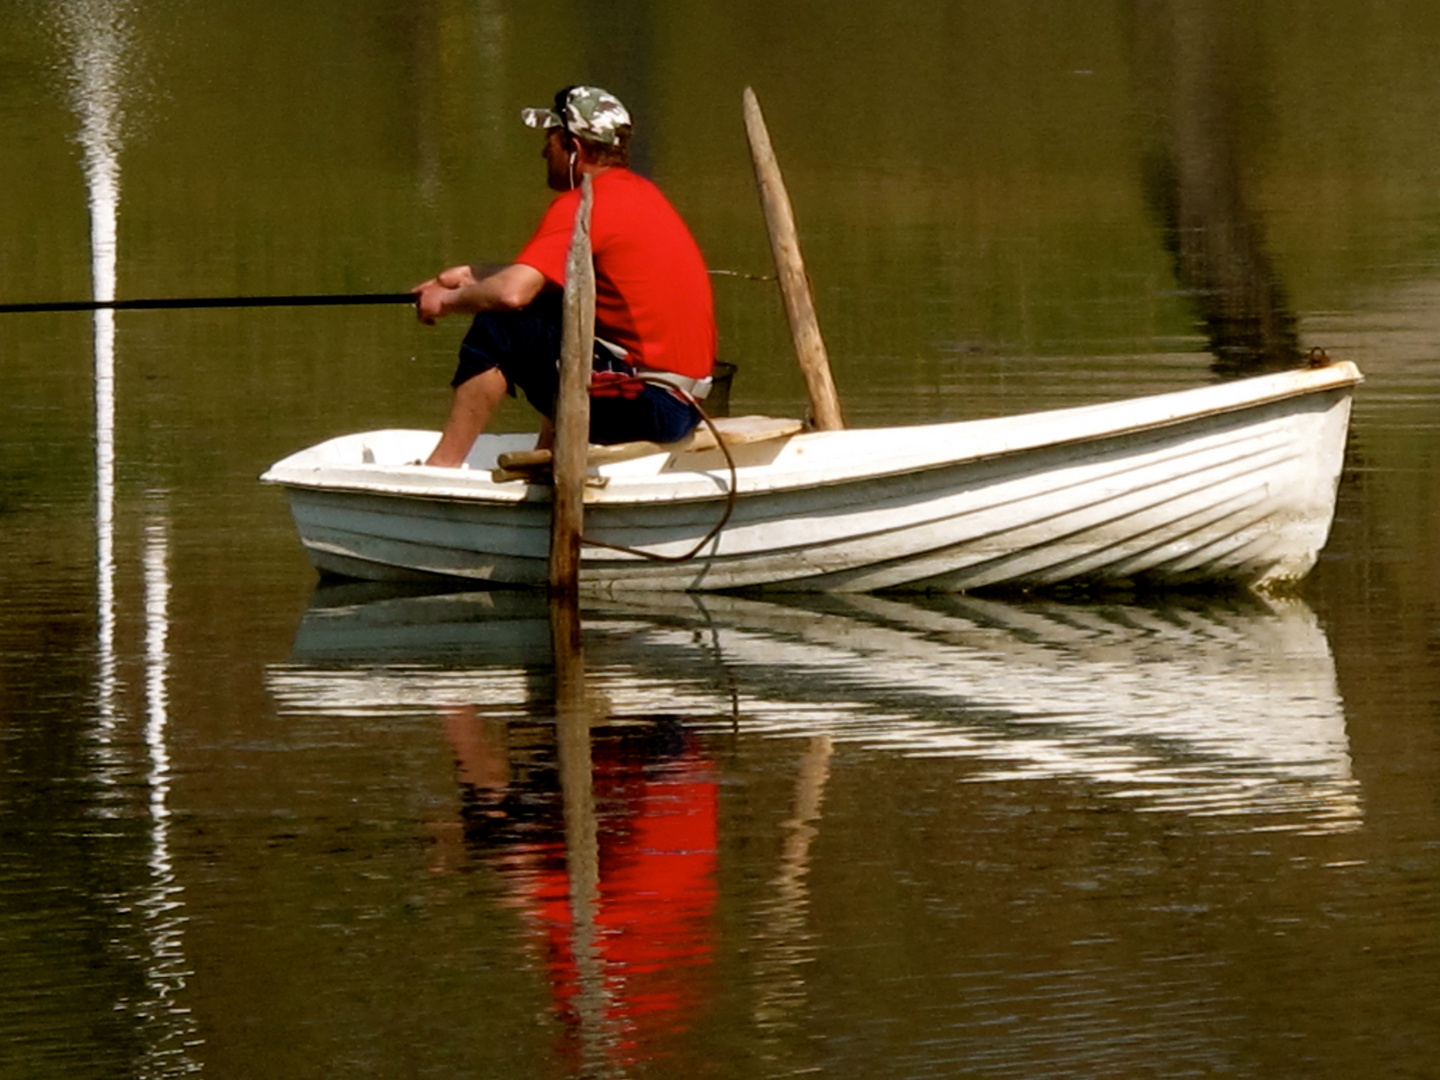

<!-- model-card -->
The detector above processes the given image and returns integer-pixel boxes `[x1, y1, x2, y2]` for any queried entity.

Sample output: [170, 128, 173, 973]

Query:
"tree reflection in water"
[1126, 0, 1304, 374]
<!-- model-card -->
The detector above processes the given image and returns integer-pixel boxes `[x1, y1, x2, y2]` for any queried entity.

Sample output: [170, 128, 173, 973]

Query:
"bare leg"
[426, 367, 508, 467]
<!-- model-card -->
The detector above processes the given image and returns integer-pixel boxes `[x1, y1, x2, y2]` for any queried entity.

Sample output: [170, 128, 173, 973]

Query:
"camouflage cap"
[521, 86, 632, 146]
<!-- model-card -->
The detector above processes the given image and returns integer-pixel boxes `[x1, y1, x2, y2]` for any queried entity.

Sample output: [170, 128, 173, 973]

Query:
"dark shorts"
[452, 293, 701, 446]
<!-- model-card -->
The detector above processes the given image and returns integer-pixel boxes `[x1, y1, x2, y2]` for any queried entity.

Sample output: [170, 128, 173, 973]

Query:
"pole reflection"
[753, 735, 831, 1037]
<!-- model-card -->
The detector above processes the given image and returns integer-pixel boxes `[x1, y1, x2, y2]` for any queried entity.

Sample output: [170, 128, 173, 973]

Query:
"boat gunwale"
[262, 362, 1361, 508]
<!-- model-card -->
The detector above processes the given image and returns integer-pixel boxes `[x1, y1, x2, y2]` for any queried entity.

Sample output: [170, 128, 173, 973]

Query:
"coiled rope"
[578, 374, 740, 563]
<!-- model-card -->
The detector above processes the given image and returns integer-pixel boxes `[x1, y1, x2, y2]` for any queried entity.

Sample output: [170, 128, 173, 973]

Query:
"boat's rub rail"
[491, 415, 804, 482]
[902, 358, 1358, 459]
[262, 362, 1361, 500]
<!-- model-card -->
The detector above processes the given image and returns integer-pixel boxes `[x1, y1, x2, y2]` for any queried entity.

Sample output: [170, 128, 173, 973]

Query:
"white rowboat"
[261, 360, 1360, 593]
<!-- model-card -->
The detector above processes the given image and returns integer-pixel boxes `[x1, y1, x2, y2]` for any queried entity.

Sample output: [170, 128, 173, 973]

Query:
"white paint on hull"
[264, 362, 1360, 592]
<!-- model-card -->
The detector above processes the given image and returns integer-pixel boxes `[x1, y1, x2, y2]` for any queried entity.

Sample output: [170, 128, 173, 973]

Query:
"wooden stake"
[549, 174, 596, 594]
[743, 86, 844, 431]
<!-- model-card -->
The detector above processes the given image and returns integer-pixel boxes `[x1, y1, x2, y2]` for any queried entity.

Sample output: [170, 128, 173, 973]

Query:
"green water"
[3, 2, 1440, 1077]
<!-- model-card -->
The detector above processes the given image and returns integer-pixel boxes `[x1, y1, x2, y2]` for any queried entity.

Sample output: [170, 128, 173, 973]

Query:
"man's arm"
[413, 263, 547, 324]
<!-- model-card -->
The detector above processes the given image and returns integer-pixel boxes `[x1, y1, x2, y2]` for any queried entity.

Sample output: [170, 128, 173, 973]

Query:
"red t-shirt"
[514, 169, 716, 379]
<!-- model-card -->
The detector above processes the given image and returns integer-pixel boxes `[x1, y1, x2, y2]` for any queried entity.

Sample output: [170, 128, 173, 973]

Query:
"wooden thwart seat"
[494, 415, 804, 480]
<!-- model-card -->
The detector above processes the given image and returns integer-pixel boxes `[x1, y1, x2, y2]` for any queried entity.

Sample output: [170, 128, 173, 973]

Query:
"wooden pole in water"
[743, 86, 845, 431]
[549, 174, 596, 594]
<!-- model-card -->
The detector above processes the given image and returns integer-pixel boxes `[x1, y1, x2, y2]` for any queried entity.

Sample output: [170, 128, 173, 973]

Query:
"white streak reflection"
[139, 509, 203, 1074]
[144, 515, 171, 820]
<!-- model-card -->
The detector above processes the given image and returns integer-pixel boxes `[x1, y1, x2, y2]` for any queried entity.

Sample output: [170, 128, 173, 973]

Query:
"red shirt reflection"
[449, 713, 718, 1068]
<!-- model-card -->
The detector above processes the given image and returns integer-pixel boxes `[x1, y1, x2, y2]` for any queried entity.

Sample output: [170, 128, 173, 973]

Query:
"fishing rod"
[0, 269, 775, 316]
[0, 292, 418, 314]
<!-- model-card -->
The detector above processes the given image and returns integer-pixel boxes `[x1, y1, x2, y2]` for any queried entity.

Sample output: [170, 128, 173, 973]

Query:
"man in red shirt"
[413, 86, 718, 468]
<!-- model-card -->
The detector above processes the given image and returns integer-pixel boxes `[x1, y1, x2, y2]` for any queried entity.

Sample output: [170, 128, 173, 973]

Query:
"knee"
[454, 366, 509, 408]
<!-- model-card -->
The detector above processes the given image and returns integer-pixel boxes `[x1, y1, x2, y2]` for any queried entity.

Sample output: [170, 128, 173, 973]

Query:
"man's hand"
[412, 264, 479, 324]
[411, 263, 546, 325]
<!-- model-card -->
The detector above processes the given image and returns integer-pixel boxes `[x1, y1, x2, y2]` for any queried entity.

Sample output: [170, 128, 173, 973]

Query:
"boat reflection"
[266, 583, 1361, 1063]
[275, 585, 1361, 835]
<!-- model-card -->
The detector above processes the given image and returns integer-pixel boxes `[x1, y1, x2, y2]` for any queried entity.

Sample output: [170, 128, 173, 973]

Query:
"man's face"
[543, 128, 572, 192]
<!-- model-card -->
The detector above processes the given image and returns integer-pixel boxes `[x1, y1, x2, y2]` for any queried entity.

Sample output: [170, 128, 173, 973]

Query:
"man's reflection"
[440, 705, 718, 1068]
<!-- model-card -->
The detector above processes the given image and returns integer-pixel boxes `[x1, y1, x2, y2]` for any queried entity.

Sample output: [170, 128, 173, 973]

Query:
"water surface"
[3, 2, 1440, 1077]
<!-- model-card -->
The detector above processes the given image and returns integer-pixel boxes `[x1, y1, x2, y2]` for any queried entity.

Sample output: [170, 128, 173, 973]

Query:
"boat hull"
[263, 363, 1360, 593]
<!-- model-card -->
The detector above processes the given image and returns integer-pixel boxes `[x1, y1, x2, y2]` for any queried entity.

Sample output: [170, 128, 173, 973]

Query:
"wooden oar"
[549, 174, 597, 594]
[0, 292, 417, 314]
[743, 86, 845, 431]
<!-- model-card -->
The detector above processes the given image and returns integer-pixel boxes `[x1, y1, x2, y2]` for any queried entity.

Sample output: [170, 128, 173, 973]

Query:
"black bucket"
[706, 361, 737, 418]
